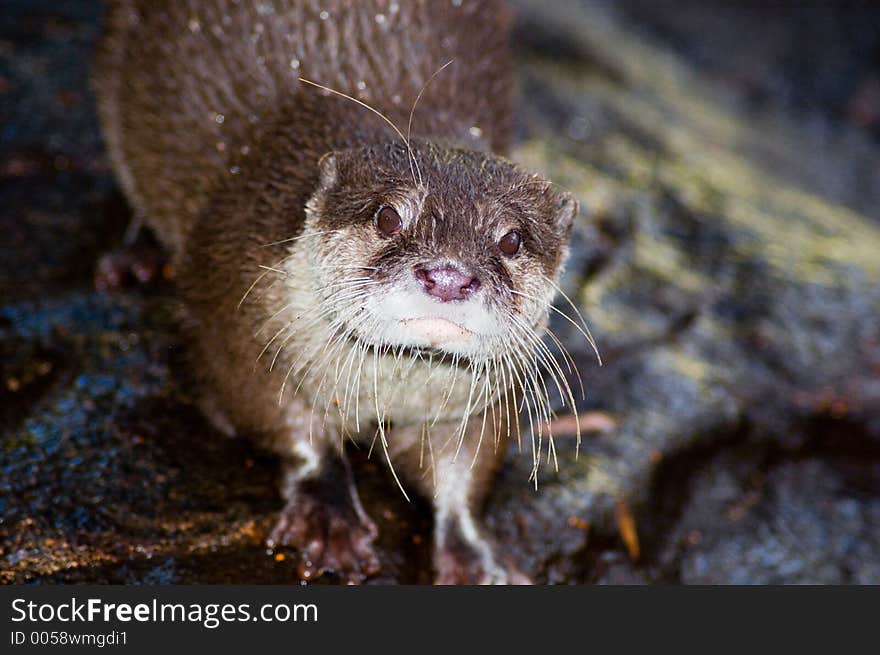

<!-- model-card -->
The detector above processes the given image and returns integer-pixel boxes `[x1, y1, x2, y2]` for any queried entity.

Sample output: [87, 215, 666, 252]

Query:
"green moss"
[516, 9, 880, 291]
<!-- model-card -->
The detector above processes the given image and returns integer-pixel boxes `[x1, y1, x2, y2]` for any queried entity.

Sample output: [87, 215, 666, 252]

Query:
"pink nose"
[414, 265, 480, 302]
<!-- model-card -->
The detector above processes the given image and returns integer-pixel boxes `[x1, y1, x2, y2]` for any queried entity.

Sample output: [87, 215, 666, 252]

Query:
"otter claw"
[269, 494, 380, 584]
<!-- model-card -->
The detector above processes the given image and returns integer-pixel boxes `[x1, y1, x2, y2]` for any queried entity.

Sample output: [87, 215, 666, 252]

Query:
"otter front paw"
[95, 242, 167, 291]
[434, 528, 531, 585]
[267, 493, 380, 584]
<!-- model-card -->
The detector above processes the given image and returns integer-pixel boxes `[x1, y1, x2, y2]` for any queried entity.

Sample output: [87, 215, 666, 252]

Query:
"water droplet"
[216, 141, 227, 152]
[230, 165, 241, 175]
[356, 80, 367, 91]
[375, 13, 386, 25]
[289, 58, 301, 70]
[215, 113, 225, 125]
[452, 0, 463, 7]
[254, 22, 264, 34]
[392, 94, 402, 105]
[240, 145, 251, 155]
[187, 18, 201, 33]
[319, 10, 329, 20]
[468, 125, 483, 139]
[566, 115, 591, 141]
[389, 2, 399, 14]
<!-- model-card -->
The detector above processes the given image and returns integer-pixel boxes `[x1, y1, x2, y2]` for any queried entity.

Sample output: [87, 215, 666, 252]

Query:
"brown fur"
[95, 0, 576, 584]
[94, 0, 514, 257]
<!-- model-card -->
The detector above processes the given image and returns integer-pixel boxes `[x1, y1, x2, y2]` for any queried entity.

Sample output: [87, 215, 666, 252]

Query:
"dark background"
[2, 1, 879, 584]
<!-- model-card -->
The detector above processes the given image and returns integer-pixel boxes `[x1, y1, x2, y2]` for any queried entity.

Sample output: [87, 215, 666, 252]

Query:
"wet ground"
[2, 0, 879, 584]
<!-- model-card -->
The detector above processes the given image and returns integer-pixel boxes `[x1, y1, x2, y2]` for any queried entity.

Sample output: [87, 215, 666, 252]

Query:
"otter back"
[94, 0, 514, 258]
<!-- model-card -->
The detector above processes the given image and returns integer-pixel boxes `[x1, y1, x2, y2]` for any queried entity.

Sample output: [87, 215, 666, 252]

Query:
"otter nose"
[414, 265, 481, 302]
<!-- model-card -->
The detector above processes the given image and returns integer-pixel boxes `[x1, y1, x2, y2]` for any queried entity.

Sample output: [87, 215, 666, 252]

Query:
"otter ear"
[555, 192, 578, 238]
[316, 151, 337, 190]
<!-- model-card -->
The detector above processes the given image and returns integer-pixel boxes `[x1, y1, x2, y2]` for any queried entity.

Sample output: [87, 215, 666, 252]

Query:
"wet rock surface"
[2, 0, 879, 584]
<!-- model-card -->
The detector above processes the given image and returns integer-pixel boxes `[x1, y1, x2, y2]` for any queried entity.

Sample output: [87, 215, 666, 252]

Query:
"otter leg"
[94, 216, 167, 291]
[394, 415, 530, 585]
[433, 444, 507, 584]
[267, 441, 380, 584]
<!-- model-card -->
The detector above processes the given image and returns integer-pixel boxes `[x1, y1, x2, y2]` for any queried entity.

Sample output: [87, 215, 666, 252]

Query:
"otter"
[94, 0, 583, 584]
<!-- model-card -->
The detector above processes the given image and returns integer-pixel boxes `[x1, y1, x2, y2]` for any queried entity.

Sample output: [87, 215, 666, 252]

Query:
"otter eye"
[498, 230, 521, 256]
[376, 206, 403, 236]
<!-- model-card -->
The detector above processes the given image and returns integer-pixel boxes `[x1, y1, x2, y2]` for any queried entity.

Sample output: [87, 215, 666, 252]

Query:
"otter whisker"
[509, 287, 600, 367]
[487, 358, 503, 451]
[323, 265, 381, 272]
[425, 420, 437, 491]
[239, 248, 305, 308]
[494, 355, 515, 448]
[543, 325, 586, 401]
[502, 338, 552, 483]
[258, 320, 294, 368]
[498, 352, 535, 465]
[547, 430, 559, 470]
[278, 297, 371, 402]
[406, 58, 455, 187]
[351, 333, 372, 432]
[419, 421, 427, 470]
[506, 324, 553, 418]
[508, 312, 580, 453]
[541, 274, 602, 366]
[451, 357, 482, 462]
[334, 323, 366, 414]
[254, 300, 297, 338]
[256, 229, 334, 249]
[317, 326, 373, 434]
[509, 313, 570, 406]
[269, 307, 347, 371]
[260, 271, 367, 331]
[297, 76, 421, 188]
[302, 310, 378, 432]
[469, 359, 494, 469]
[370, 344, 410, 501]
[238, 268, 273, 309]
[257, 264, 287, 275]
[258, 280, 375, 366]
[430, 352, 464, 427]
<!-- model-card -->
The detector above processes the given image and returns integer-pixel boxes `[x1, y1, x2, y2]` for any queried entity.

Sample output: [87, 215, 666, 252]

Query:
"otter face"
[303, 141, 576, 362]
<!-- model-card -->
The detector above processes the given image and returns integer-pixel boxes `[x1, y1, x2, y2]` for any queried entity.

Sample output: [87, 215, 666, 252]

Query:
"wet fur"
[95, 0, 579, 584]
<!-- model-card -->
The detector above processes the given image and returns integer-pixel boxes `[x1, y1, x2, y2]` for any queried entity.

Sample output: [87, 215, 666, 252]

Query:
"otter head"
[303, 140, 576, 362]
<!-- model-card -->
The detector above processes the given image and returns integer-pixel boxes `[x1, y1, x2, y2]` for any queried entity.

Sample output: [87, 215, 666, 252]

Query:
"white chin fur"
[358, 288, 503, 357]
[399, 317, 472, 345]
